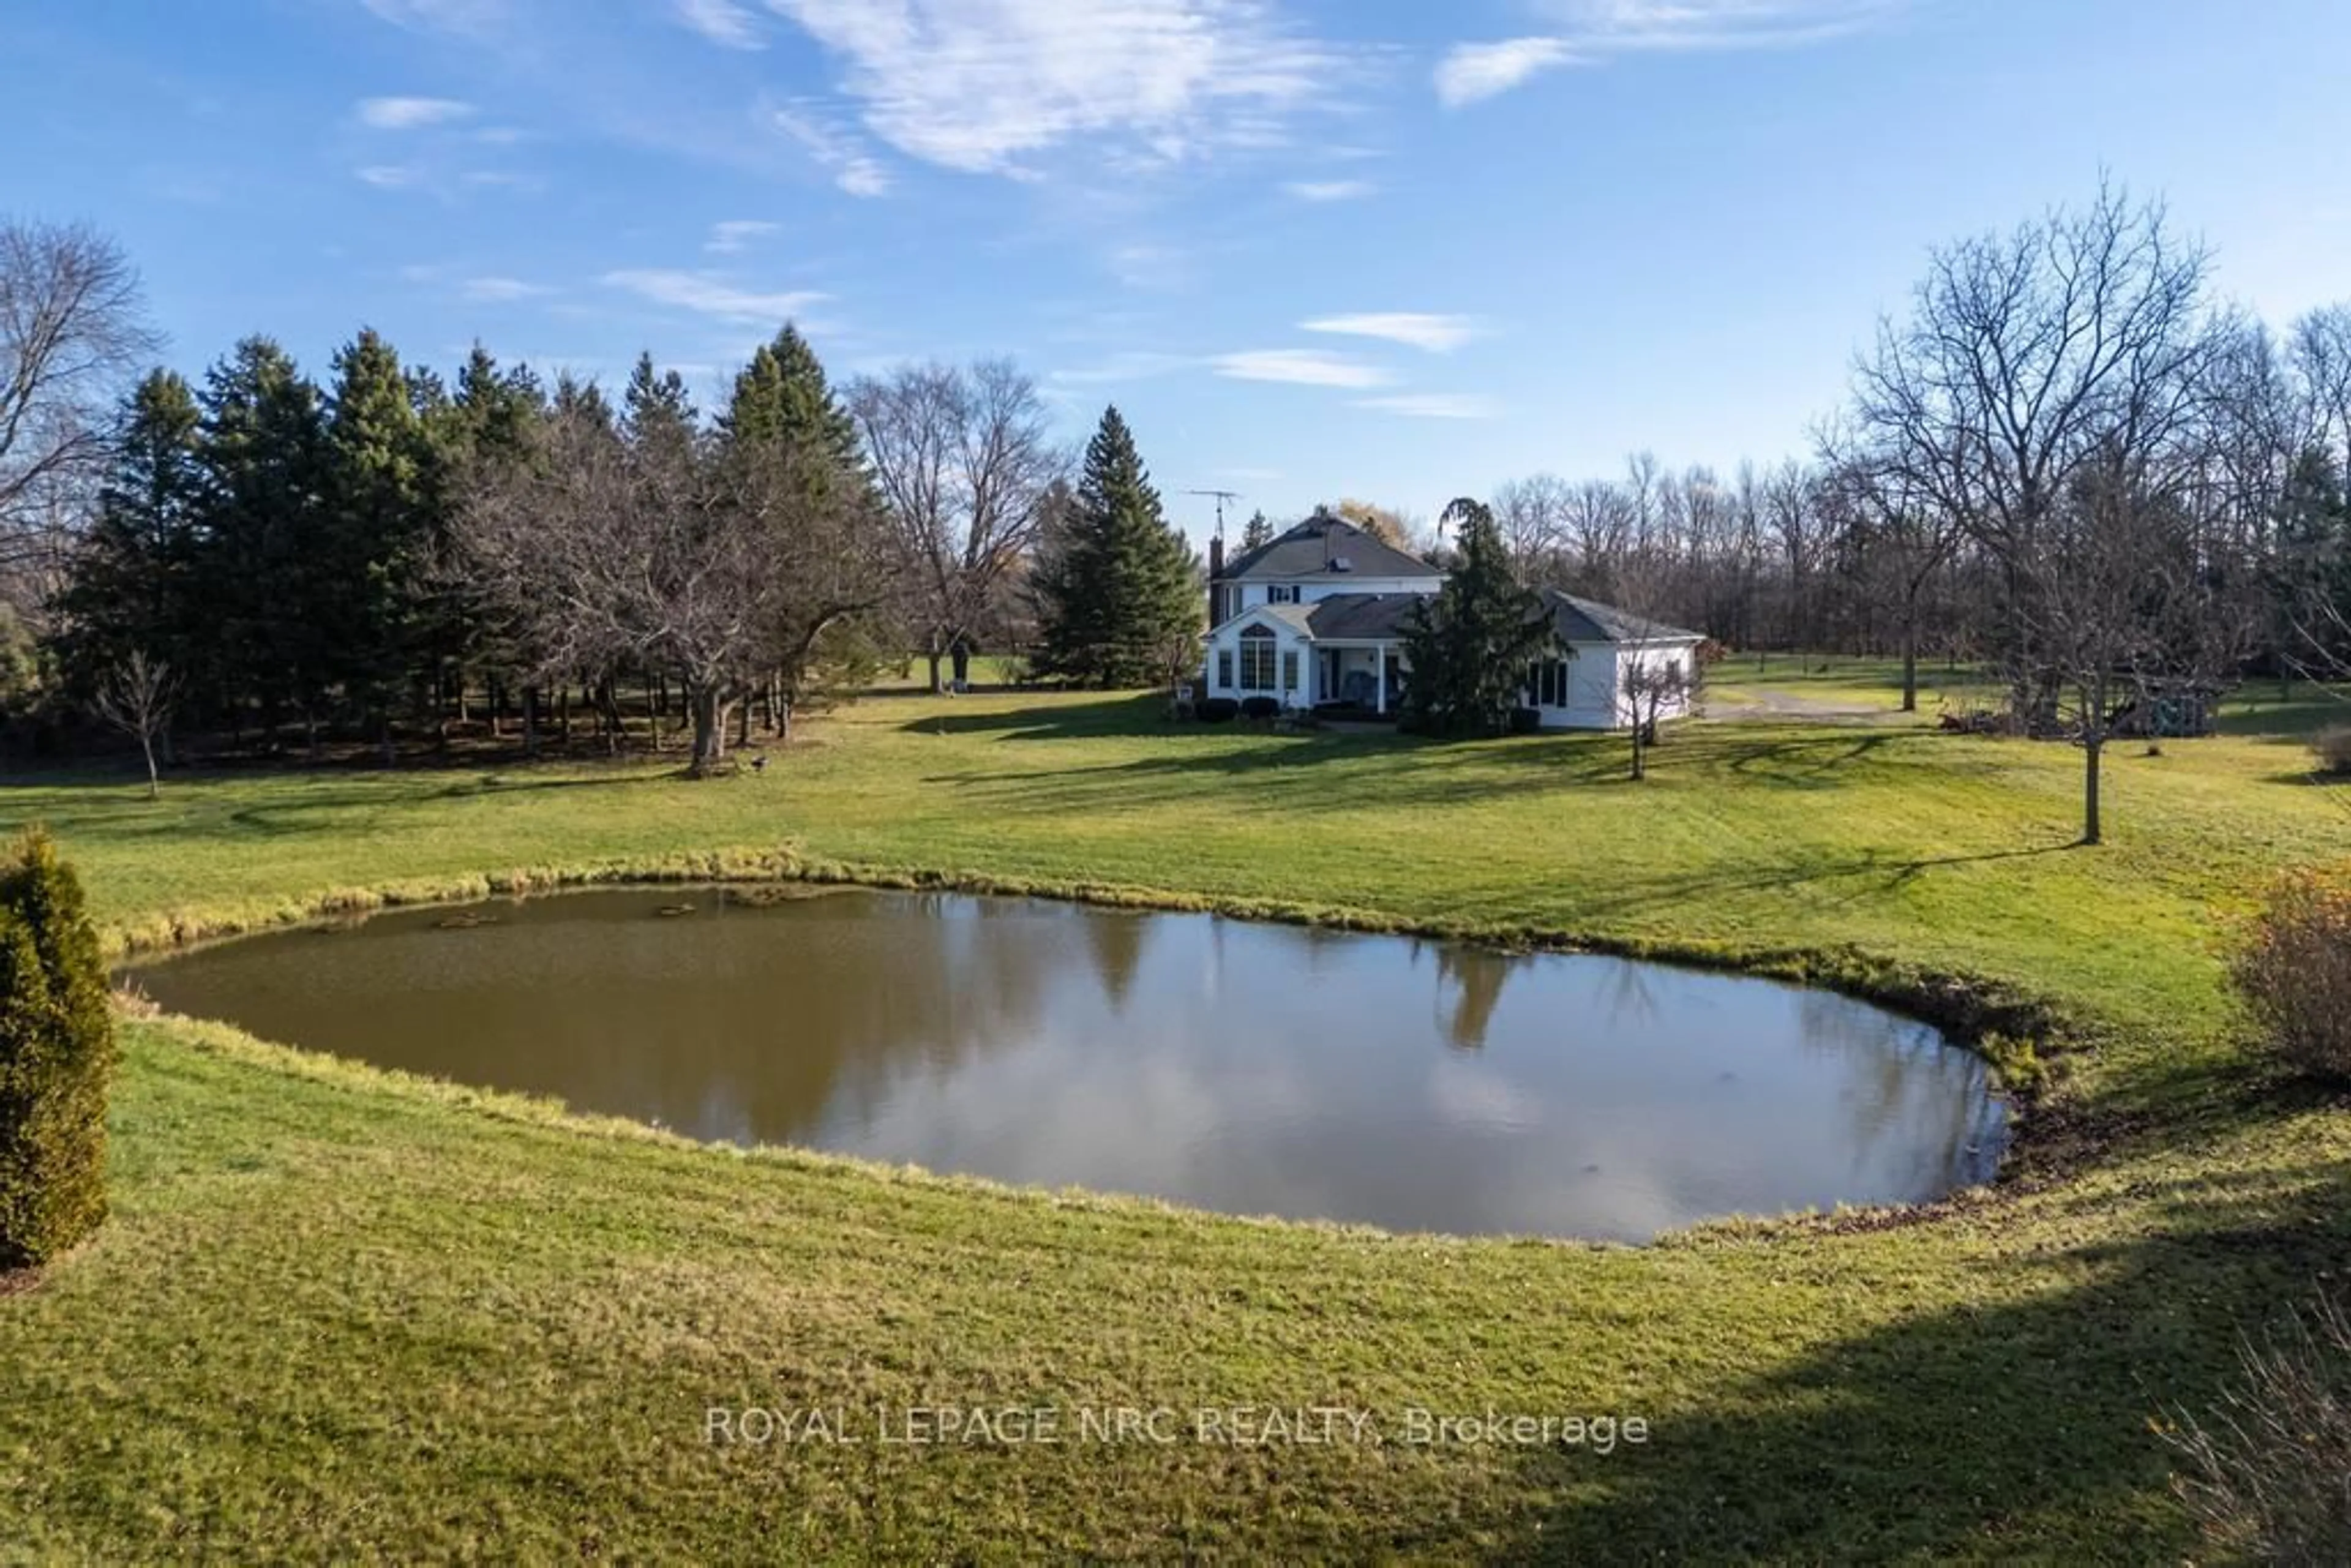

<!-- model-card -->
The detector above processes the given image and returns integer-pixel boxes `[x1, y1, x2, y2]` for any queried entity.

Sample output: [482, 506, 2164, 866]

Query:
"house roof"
[1224, 586, 1704, 647]
[1221, 514, 1442, 582]
[1304, 593, 1422, 640]
[1538, 588, 1704, 646]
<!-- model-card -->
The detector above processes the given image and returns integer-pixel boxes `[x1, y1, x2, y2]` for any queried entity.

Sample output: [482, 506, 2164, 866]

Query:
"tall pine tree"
[59, 370, 205, 700]
[197, 337, 332, 749]
[324, 328, 435, 760]
[718, 323, 881, 733]
[1399, 497, 1553, 737]
[1033, 405, 1199, 688]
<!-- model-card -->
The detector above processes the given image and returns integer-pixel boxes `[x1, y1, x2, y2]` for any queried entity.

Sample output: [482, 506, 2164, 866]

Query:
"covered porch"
[1309, 641, 1408, 716]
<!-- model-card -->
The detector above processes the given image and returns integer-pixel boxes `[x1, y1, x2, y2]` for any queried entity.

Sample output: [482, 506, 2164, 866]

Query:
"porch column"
[1374, 649, 1387, 715]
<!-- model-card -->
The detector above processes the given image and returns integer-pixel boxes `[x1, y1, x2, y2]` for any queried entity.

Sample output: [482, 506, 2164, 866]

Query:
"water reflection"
[129, 888, 2006, 1241]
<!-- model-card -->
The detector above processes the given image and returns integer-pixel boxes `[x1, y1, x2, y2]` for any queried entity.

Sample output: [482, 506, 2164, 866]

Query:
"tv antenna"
[1185, 489, 1242, 541]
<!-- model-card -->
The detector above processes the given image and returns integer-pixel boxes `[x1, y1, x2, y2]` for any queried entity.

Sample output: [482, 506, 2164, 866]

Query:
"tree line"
[1466, 185, 2350, 838]
[3, 215, 1201, 775]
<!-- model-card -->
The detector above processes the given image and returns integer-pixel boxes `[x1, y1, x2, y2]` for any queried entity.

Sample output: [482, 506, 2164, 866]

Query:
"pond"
[127, 887, 2006, 1241]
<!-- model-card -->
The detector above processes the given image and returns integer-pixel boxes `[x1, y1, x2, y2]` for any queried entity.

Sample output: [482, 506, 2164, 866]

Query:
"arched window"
[1239, 625, 1278, 692]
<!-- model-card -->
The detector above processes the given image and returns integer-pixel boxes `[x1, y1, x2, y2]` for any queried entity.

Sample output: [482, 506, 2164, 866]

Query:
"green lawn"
[2, 689, 2348, 1559]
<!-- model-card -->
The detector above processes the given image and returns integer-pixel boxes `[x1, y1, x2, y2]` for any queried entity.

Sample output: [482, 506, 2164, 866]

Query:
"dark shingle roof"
[1221, 516, 1441, 582]
[1539, 588, 1704, 646]
[1303, 593, 1425, 640]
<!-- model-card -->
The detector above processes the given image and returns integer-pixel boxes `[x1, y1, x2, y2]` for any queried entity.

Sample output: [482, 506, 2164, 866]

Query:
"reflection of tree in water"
[1080, 907, 1152, 1011]
[1432, 944, 1520, 1051]
[1795, 991, 1998, 1188]
[149, 890, 1098, 1150]
[1596, 958, 1661, 1033]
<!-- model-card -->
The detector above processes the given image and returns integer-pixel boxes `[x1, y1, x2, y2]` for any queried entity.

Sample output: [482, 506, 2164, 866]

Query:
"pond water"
[128, 887, 2005, 1240]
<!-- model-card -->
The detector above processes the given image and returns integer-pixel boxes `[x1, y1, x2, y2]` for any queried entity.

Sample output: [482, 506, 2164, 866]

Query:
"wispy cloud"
[357, 96, 475, 129]
[1436, 39, 1581, 107]
[672, 0, 764, 49]
[1442, 1, 1905, 105]
[1284, 178, 1376, 202]
[1538, 0, 1905, 52]
[602, 268, 828, 324]
[771, 105, 891, 197]
[1106, 243, 1189, 291]
[460, 276, 555, 302]
[360, 0, 506, 34]
[1213, 350, 1392, 389]
[763, 0, 1356, 178]
[705, 220, 780, 254]
[1302, 313, 1485, 354]
[356, 164, 424, 189]
[1354, 393, 1500, 420]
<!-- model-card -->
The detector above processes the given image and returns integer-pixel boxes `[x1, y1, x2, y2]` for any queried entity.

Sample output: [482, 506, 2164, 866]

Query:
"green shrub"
[1507, 706, 1542, 736]
[2314, 725, 2351, 777]
[1196, 697, 1238, 723]
[0, 828, 116, 1269]
[2162, 1289, 2351, 1565]
[2231, 870, 2351, 1082]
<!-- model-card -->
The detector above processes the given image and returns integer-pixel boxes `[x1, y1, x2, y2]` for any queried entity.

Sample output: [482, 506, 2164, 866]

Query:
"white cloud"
[673, 0, 764, 48]
[1301, 313, 1485, 354]
[1442, 2, 1904, 105]
[1539, 0, 1903, 52]
[1212, 350, 1392, 389]
[460, 276, 553, 302]
[705, 219, 781, 254]
[356, 164, 424, 188]
[771, 105, 891, 197]
[1435, 38, 1580, 107]
[358, 96, 476, 129]
[1354, 393, 1500, 420]
[1106, 243, 1187, 290]
[602, 269, 828, 324]
[1284, 178, 1375, 202]
[762, 0, 1352, 177]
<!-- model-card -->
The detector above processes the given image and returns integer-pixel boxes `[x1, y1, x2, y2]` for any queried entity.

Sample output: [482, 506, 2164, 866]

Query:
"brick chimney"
[1207, 534, 1225, 625]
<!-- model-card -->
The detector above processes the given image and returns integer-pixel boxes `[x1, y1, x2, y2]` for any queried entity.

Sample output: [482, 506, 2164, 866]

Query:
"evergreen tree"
[1399, 498, 1554, 737]
[0, 830, 114, 1269]
[720, 324, 861, 495]
[718, 326, 878, 729]
[1239, 508, 1274, 552]
[2276, 445, 2351, 672]
[324, 328, 435, 757]
[196, 337, 332, 746]
[1033, 405, 1199, 688]
[58, 370, 205, 696]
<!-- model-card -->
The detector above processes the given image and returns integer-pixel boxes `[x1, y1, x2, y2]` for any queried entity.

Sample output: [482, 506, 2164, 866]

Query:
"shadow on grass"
[893, 692, 1170, 739]
[1439, 1139, 2351, 1562]
[913, 722, 1971, 819]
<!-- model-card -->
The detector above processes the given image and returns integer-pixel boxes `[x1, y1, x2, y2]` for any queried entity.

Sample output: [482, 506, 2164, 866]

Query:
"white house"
[1200, 512, 1706, 730]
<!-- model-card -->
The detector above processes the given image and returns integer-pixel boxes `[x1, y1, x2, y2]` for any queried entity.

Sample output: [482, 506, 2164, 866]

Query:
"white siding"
[1518, 642, 1701, 730]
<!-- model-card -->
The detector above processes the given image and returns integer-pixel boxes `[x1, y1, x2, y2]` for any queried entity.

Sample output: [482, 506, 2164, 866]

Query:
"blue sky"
[11, 0, 2351, 541]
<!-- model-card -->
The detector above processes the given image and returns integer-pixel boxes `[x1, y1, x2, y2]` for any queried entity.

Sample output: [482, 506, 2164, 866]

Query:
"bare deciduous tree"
[459, 383, 889, 776]
[1851, 181, 2225, 842]
[852, 359, 1063, 691]
[94, 648, 176, 797]
[1, 219, 159, 569]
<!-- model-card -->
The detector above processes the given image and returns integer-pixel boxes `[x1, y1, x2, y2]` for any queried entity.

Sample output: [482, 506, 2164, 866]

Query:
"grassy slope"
[2, 682, 2348, 1560]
